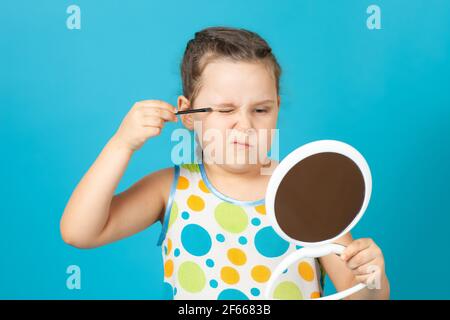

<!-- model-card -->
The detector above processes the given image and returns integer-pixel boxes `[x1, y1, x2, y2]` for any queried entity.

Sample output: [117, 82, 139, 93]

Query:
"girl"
[60, 26, 390, 300]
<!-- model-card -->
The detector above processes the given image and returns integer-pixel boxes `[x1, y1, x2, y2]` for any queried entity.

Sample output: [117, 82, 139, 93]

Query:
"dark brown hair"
[181, 26, 282, 106]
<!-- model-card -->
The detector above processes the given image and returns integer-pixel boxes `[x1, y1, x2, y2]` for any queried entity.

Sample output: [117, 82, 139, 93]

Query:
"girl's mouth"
[232, 141, 251, 148]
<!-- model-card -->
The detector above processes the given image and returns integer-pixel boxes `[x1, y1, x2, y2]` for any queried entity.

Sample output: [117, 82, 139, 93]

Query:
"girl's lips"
[232, 141, 251, 147]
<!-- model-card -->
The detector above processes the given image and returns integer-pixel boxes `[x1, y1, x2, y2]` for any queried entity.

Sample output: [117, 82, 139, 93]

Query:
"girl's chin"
[202, 149, 269, 169]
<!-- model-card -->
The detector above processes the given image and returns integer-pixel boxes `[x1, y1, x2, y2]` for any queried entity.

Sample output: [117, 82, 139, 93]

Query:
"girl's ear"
[177, 95, 194, 130]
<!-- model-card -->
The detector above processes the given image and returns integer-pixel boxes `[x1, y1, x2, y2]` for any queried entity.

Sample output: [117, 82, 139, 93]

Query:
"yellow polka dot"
[251, 265, 271, 283]
[198, 180, 210, 193]
[298, 261, 315, 282]
[166, 238, 172, 256]
[221, 266, 240, 285]
[255, 204, 266, 215]
[164, 260, 174, 278]
[177, 176, 189, 190]
[187, 195, 205, 211]
[310, 291, 321, 299]
[227, 248, 247, 266]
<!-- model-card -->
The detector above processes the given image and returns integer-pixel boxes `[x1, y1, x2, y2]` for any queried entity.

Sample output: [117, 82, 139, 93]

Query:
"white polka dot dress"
[157, 163, 326, 300]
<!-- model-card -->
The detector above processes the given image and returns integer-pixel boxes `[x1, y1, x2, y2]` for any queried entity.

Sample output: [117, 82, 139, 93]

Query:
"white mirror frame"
[264, 140, 372, 300]
[266, 139, 372, 248]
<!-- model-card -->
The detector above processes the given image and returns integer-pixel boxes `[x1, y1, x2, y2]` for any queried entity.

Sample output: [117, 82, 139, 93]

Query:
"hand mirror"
[264, 140, 372, 300]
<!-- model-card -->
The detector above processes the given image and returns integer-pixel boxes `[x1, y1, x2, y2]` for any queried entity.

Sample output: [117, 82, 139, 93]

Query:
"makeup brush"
[174, 107, 213, 115]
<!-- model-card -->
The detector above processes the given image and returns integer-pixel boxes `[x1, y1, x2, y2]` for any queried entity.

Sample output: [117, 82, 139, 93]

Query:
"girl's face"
[179, 59, 280, 172]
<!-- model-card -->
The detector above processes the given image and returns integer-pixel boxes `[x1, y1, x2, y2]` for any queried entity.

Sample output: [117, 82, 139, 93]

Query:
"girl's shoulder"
[138, 166, 178, 225]
[151, 163, 200, 224]
[153, 163, 201, 225]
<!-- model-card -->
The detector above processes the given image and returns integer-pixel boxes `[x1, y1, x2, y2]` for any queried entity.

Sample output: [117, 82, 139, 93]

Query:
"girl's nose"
[234, 108, 253, 131]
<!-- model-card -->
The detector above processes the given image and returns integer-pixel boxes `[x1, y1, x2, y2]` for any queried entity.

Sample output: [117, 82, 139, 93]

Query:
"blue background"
[1, 0, 449, 299]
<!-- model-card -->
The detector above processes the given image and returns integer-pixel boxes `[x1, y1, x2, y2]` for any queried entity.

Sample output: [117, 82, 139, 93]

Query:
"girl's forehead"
[193, 61, 278, 107]
[200, 61, 276, 90]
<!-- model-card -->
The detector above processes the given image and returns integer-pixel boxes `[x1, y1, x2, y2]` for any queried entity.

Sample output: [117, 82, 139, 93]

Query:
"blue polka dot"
[182, 211, 190, 220]
[164, 246, 167, 255]
[238, 236, 247, 245]
[216, 234, 225, 242]
[254, 226, 289, 258]
[210, 279, 218, 288]
[181, 224, 212, 256]
[296, 245, 302, 250]
[174, 248, 180, 257]
[218, 288, 249, 300]
[251, 288, 260, 296]
[251, 218, 261, 226]
[206, 259, 214, 268]
[174, 287, 177, 296]
[162, 282, 174, 300]
[283, 268, 288, 274]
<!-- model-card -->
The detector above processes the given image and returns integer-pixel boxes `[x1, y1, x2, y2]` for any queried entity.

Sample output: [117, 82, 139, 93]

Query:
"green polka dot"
[168, 201, 178, 230]
[178, 261, 206, 293]
[214, 202, 248, 234]
[181, 164, 200, 173]
[273, 281, 303, 300]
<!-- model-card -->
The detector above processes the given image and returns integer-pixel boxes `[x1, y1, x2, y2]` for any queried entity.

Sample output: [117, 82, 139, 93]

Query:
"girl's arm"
[319, 233, 390, 300]
[60, 100, 178, 248]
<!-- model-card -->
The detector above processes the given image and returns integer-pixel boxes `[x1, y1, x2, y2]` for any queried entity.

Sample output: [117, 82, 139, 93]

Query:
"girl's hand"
[340, 238, 385, 288]
[112, 100, 178, 152]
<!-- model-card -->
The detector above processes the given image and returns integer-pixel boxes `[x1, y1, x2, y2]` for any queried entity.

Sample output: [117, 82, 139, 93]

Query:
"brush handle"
[174, 107, 213, 115]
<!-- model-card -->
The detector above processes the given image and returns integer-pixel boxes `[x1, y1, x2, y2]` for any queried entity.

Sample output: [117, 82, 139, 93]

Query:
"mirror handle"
[264, 243, 366, 300]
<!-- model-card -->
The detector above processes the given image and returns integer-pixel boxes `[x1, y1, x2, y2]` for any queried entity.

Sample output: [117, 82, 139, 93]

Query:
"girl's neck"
[203, 161, 263, 181]
[201, 161, 271, 202]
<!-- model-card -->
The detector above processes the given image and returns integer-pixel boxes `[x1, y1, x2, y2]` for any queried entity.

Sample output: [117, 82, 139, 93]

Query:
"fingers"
[135, 100, 177, 114]
[346, 248, 377, 270]
[351, 259, 378, 275]
[143, 107, 178, 122]
[341, 238, 372, 262]
[354, 273, 378, 286]
[134, 100, 178, 122]
[130, 100, 179, 139]
[338, 238, 385, 289]
[354, 265, 382, 287]
[115, 100, 177, 150]
[141, 117, 165, 128]
[143, 126, 161, 137]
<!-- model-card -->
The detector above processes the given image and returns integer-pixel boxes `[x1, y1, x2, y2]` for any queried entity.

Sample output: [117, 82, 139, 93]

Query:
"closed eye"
[218, 109, 234, 113]
[215, 106, 271, 113]
[255, 107, 269, 113]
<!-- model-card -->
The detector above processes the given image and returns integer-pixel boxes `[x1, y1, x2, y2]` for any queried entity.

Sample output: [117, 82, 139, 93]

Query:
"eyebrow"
[215, 99, 276, 108]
